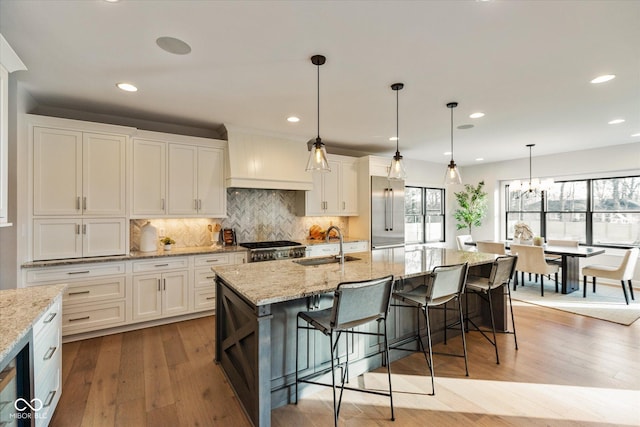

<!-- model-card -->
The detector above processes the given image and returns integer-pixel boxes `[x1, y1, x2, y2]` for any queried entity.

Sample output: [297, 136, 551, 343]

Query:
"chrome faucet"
[326, 225, 344, 264]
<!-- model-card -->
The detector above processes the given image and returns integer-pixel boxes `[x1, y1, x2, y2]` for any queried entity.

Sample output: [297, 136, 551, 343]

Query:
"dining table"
[467, 241, 606, 294]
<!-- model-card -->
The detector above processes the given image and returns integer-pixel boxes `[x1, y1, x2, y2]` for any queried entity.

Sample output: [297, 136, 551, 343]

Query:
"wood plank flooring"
[50, 300, 640, 426]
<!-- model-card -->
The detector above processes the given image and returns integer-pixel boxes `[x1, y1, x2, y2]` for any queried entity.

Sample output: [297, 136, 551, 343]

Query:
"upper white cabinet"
[33, 127, 126, 216]
[132, 131, 226, 218]
[168, 143, 225, 217]
[297, 154, 359, 216]
[131, 138, 167, 216]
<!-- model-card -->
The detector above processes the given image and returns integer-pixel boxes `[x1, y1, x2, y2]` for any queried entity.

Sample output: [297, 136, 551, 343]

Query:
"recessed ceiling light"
[116, 82, 137, 92]
[443, 151, 451, 156]
[156, 36, 191, 55]
[389, 136, 398, 141]
[104, 0, 120, 3]
[608, 119, 625, 125]
[475, 158, 484, 161]
[287, 116, 300, 123]
[469, 112, 485, 119]
[590, 74, 616, 84]
[632, 132, 640, 137]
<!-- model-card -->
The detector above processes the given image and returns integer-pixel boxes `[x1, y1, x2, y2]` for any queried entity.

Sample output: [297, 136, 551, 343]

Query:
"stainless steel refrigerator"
[371, 176, 405, 248]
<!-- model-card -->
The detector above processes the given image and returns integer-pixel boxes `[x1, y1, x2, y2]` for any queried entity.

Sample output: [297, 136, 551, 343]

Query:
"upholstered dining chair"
[510, 244, 559, 296]
[465, 255, 518, 364]
[545, 239, 579, 265]
[476, 241, 507, 255]
[456, 235, 475, 252]
[391, 263, 469, 395]
[582, 247, 639, 305]
[295, 275, 395, 426]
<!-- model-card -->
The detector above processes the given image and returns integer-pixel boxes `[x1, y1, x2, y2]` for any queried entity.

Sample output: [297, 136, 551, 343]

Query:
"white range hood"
[222, 125, 313, 191]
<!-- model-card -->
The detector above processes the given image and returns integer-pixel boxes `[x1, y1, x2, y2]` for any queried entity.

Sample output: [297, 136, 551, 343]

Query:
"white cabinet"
[297, 155, 358, 216]
[33, 217, 126, 260]
[192, 251, 247, 312]
[131, 138, 166, 216]
[33, 295, 62, 427]
[132, 258, 190, 321]
[168, 144, 225, 217]
[305, 240, 369, 257]
[33, 127, 126, 216]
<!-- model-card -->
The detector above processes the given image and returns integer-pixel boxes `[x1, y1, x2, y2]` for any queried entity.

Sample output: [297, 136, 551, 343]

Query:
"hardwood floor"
[51, 300, 640, 426]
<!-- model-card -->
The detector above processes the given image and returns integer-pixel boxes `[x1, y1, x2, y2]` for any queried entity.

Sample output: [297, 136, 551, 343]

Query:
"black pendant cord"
[396, 88, 399, 154]
[527, 143, 535, 190]
[450, 106, 454, 163]
[316, 61, 320, 142]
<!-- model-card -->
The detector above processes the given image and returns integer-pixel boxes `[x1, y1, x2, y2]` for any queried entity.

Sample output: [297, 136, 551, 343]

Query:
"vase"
[164, 244, 172, 251]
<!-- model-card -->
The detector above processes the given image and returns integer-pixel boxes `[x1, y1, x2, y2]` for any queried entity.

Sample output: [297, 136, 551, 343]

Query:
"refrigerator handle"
[383, 188, 389, 231]
[389, 188, 394, 230]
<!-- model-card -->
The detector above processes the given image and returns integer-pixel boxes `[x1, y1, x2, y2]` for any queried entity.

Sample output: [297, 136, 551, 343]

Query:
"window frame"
[405, 186, 446, 244]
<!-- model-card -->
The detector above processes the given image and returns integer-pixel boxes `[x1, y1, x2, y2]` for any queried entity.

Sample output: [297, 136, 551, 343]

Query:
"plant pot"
[164, 244, 172, 251]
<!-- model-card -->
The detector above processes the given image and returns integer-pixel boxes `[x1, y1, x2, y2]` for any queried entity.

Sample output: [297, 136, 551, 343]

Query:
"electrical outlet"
[159, 228, 165, 237]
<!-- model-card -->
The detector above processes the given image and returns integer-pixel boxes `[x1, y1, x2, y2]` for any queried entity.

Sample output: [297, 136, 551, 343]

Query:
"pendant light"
[388, 83, 407, 180]
[444, 101, 462, 185]
[306, 54, 330, 172]
[511, 144, 554, 197]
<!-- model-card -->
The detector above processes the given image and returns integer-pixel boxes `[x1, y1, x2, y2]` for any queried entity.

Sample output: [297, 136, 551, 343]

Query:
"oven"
[239, 240, 306, 263]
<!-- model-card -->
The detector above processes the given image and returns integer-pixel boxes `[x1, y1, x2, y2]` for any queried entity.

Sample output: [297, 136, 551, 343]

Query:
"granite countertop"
[213, 247, 496, 307]
[21, 245, 248, 269]
[0, 284, 67, 361]
[301, 237, 368, 246]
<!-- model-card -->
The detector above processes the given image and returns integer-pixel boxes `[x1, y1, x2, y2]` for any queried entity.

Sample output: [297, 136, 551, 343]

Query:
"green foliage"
[160, 237, 175, 245]
[453, 181, 488, 234]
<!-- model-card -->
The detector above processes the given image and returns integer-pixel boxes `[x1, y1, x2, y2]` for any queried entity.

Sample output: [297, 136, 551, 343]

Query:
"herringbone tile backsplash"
[131, 188, 349, 250]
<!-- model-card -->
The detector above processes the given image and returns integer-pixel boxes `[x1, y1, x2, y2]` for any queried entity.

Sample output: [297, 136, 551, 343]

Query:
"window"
[405, 186, 445, 244]
[506, 176, 640, 247]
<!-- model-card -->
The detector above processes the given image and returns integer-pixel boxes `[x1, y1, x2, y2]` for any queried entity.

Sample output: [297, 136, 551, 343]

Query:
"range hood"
[222, 125, 313, 191]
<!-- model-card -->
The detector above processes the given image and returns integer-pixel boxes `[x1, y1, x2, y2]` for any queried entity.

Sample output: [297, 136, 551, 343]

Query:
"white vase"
[164, 244, 172, 251]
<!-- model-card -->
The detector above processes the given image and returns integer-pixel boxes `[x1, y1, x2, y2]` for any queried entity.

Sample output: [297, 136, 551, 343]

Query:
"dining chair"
[456, 235, 475, 252]
[545, 239, 579, 264]
[295, 275, 395, 426]
[510, 244, 559, 296]
[465, 255, 518, 364]
[391, 263, 469, 395]
[582, 247, 638, 305]
[476, 241, 506, 255]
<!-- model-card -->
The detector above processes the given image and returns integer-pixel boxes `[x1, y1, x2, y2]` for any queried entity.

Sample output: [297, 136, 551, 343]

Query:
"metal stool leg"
[457, 297, 469, 376]
[486, 290, 499, 364]
[383, 320, 395, 421]
[423, 306, 435, 395]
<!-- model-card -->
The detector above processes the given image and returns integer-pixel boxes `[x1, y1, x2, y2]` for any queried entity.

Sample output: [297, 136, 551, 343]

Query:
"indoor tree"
[454, 180, 488, 235]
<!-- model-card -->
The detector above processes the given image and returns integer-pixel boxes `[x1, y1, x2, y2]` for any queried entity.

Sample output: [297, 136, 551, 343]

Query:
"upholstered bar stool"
[465, 255, 518, 364]
[391, 263, 469, 395]
[582, 247, 638, 304]
[295, 275, 395, 426]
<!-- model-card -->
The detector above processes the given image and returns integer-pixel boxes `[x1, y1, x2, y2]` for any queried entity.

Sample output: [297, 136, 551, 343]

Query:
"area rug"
[510, 279, 640, 325]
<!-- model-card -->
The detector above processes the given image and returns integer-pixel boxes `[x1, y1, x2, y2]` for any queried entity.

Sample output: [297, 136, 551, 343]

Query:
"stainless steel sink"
[294, 255, 360, 266]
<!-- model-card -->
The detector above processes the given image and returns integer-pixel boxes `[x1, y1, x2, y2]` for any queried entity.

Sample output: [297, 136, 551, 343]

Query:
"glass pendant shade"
[306, 138, 330, 171]
[388, 152, 407, 180]
[444, 160, 462, 185]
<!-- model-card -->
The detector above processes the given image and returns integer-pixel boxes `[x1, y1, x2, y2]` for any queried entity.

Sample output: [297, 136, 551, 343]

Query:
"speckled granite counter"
[21, 245, 248, 268]
[213, 246, 496, 306]
[0, 284, 67, 361]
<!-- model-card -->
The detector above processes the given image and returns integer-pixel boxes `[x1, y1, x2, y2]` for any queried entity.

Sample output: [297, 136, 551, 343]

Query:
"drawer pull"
[69, 316, 90, 322]
[43, 390, 57, 407]
[68, 270, 90, 275]
[154, 263, 169, 267]
[68, 290, 90, 296]
[43, 346, 57, 361]
[206, 297, 215, 300]
[205, 259, 219, 263]
[206, 275, 216, 279]
[43, 312, 57, 323]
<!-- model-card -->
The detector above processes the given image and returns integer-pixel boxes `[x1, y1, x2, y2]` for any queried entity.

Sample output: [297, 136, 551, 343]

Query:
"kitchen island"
[213, 247, 497, 427]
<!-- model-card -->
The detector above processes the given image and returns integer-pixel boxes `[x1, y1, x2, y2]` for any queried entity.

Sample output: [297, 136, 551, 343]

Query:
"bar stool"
[391, 263, 469, 395]
[465, 255, 518, 364]
[295, 275, 395, 426]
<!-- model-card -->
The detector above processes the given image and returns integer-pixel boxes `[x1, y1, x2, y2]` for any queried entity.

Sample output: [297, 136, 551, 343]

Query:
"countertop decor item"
[306, 54, 330, 172]
[388, 82, 407, 180]
[140, 221, 158, 252]
[160, 236, 175, 250]
[513, 222, 534, 243]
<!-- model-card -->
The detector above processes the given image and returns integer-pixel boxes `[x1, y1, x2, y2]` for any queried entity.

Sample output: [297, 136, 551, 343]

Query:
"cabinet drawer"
[194, 288, 216, 312]
[34, 356, 61, 427]
[193, 253, 230, 267]
[26, 262, 127, 284]
[33, 297, 61, 339]
[344, 241, 368, 253]
[34, 321, 61, 381]
[194, 267, 217, 289]
[62, 301, 126, 335]
[63, 277, 126, 306]
[132, 257, 189, 273]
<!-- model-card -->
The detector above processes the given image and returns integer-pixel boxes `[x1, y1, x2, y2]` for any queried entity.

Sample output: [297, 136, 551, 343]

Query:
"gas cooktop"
[239, 241, 303, 250]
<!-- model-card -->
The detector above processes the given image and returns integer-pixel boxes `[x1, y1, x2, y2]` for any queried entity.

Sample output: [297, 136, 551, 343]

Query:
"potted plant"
[453, 180, 488, 235]
[160, 237, 175, 251]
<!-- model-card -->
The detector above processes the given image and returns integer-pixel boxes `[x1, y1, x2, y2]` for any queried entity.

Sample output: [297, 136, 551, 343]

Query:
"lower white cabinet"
[305, 240, 369, 257]
[192, 252, 247, 312]
[33, 295, 62, 427]
[132, 270, 190, 321]
[33, 217, 127, 260]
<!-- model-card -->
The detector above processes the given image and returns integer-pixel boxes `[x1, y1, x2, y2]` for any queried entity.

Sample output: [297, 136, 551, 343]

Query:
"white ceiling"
[1, 0, 639, 165]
